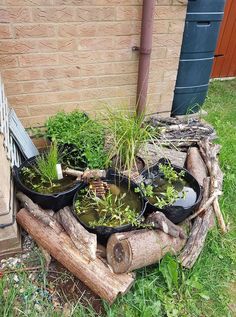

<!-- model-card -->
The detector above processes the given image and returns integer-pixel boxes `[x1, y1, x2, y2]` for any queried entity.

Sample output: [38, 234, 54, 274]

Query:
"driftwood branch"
[179, 177, 213, 268]
[199, 139, 227, 233]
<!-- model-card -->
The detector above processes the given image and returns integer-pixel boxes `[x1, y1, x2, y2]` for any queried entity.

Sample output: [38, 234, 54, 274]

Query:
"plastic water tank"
[171, 0, 225, 116]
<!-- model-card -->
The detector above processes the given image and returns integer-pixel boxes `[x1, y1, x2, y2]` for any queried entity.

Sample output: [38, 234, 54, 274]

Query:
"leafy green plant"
[104, 109, 158, 174]
[136, 164, 186, 209]
[75, 187, 141, 227]
[46, 111, 108, 169]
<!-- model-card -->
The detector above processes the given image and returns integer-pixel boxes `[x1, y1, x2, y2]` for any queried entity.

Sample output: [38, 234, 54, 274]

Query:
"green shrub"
[46, 111, 108, 169]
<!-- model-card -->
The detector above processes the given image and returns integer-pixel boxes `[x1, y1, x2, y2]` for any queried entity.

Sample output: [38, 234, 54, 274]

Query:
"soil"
[47, 261, 104, 315]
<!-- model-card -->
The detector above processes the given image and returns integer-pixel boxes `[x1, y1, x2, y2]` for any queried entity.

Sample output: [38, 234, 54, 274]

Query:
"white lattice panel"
[0, 75, 38, 167]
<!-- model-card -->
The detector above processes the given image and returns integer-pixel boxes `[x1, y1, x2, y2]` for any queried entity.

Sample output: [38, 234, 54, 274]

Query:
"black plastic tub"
[13, 156, 81, 211]
[141, 162, 202, 224]
[72, 173, 147, 243]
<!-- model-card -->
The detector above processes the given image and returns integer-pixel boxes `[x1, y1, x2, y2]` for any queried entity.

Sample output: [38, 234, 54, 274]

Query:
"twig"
[2, 265, 43, 274]
[186, 190, 222, 221]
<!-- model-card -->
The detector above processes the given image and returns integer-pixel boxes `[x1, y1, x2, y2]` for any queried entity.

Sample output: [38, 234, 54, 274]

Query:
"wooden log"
[145, 211, 186, 239]
[16, 192, 63, 235]
[179, 178, 214, 268]
[186, 147, 208, 186]
[107, 229, 186, 274]
[16, 208, 135, 304]
[57, 207, 97, 261]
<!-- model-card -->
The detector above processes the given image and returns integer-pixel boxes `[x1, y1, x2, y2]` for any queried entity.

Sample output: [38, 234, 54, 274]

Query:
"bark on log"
[186, 147, 208, 186]
[179, 178, 213, 268]
[57, 207, 97, 261]
[107, 229, 186, 274]
[16, 208, 135, 304]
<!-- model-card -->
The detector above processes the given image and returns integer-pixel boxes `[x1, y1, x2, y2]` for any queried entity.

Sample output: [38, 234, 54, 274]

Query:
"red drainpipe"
[136, 0, 156, 116]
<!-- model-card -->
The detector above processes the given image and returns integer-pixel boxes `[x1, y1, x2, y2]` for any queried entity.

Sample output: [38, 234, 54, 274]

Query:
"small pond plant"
[21, 143, 77, 194]
[75, 183, 142, 228]
[136, 163, 187, 209]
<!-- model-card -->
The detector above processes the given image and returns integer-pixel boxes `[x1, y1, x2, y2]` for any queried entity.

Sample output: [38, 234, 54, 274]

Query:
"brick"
[168, 21, 185, 33]
[80, 87, 118, 101]
[166, 46, 181, 58]
[160, 92, 174, 103]
[146, 93, 161, 105]
[22, 80, 61, 93]
[148, 81, 176, 94]
[0, 55, 18, 68]
[153, 34, 183, 48]
[97, 74, 137, 87]
[0, 25, 12, 39]
[153, 20, 169, 34]
[18, 53, 58, 67]
[63, 77, 98, 90]
[38, 39, 76, 52]
[0, 7, 31, 23]
[154, 6, 186, 20]
[156, 0, 172, 5]
[54, 0, 142, 5]
[115, 35, 139, 49]
[0, 40, 38, 54]
[32, 7, 76, 23]
[112, 61, 138, 74]
[9, 90, 83, 107]
[2, 68, 41, 82]
[58, 49, 135, 65]
[116, 6, 142, 21]
[15, 24, 55, 38]
[78, 37, 114, 51]
[76, 7, 116, 22]
[29, 103, 68, 116]
[42, 66, 81, 79]
[172, 0, 187, 5]
[151, 47, 167, 59]
[5, 83, 23, 95]
[163, 70, 178, 81]
[152, 58, 179, 71]
[149, 68, 164, 82]
[6, 0, 50, 5]
[58, 21, 140, 38]
[20, 115, 48, 128]
[13, 106, 29, 118]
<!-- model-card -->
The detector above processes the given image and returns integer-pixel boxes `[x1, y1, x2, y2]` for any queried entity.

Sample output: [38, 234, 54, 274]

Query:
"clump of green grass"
[36, 142, 58, 186]
[105, 109, 157, 174]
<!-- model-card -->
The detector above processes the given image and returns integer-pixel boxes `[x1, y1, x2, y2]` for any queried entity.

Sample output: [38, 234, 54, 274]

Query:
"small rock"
[13, 274, 19, 283]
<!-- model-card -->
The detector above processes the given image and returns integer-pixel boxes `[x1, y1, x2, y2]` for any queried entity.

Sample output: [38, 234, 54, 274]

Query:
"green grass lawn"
[1, 79, 236, 317]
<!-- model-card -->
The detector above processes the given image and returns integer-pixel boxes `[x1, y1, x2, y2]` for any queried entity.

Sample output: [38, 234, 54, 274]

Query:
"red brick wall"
[0, 0, 187, 127]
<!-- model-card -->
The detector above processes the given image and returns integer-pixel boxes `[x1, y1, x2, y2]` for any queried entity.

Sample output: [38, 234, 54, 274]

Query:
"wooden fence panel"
[212, 0, 236, 78]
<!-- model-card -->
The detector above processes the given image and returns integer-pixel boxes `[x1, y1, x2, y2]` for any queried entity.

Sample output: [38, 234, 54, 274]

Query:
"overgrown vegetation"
[1, 80, 235, 316]
[46, 111, 108, 169]
[104, 79, 236, 317]
[105, 109, 157, 174]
